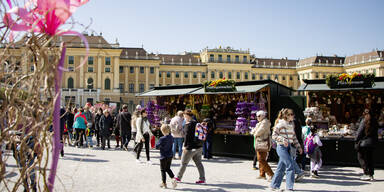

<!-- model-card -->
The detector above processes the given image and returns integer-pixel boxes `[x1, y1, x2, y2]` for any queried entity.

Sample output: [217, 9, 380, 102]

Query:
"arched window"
[68, 77, 74, 88]
[105, 78, 111, 90]
[87, 78, 93, 89]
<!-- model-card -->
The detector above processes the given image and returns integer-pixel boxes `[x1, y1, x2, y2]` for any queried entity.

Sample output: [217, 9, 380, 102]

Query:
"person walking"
[94, 108, 103, 147]
[73, 108, 87, 147]
[270, 108, 303, 192]
[170, 111, 184, 159]
[114, 109, 122, 148]
[99, 109, 113, 150]
[355, 109, 378, 181]
[305, 125, 323, 178]
[174, 109, 205, 184]
[131, 105, 142, 147]
[156, 124, 177, 189]
[118, 104, 132, 150]
[250, 111, 274, 181]
[135, 109, 153, 164]
[65, 107, 74, 144]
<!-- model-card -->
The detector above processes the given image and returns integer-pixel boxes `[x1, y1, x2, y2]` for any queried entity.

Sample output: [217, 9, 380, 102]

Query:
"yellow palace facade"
[4, 34, 384, 111]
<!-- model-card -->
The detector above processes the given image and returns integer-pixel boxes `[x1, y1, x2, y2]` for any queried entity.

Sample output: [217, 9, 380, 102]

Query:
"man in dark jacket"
[60, 107, 66, 157]
[118, 104, 132, 150]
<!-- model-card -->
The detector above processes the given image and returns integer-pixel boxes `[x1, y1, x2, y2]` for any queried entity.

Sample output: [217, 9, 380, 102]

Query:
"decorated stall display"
[146, 101, 156, 125]
[235, 117, 249, 134]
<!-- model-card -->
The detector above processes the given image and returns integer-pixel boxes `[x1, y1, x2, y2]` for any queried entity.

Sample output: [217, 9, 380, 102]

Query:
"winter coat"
[170, 116, 184, 138]
[118, 111, 132, 136]
[135, 117, 153, 143]
[73, 112, 87, 129]
[156, 134, 174, 159]
[355, 118, 378, 149]
[84, 110, 94, 127]
[251, 118, 271, 150]
[99, 115, 114, 137]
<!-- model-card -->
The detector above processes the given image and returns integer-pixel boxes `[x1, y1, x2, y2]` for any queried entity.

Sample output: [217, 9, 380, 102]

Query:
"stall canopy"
[298, 77, 384, 91]
[190, 84, 268, 95]
[137, 80, 291, 97]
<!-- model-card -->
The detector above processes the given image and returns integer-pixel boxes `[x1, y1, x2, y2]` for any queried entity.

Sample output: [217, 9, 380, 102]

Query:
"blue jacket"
[156, 134, 174, 159]
[73, 112, 87, 129]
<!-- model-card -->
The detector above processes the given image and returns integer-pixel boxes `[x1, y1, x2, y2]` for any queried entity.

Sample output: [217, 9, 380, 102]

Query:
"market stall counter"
[299, 75, 384, 167]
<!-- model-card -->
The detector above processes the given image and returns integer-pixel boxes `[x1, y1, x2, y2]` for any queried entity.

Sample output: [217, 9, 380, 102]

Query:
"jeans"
[270, 145, 295, 190]
[121, 132, 131, 148]
[160, 157, 175, 183]
[86, 136, 93, 147]
[172, 138, 183, 158]
[177, 147, 205, 181]
[290, 146, 304, 174]
[101, 136, 110, 149]
[203, 135, 213, 159]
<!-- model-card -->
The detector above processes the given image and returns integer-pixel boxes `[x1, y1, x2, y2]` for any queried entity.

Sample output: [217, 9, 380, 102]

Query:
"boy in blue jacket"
[156, 124, 177, 189]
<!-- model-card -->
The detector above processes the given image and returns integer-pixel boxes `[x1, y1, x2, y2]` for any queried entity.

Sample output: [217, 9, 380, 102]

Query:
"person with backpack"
[118, 104, 132, 151]
[170, 111, 184, 159]
[301, 118, 312, 171]
[135, 109, 153, 164]
[174, 109, 206, 184]
[270, 108, 302, 192]
[355, 109, 378, 181]
[250, 111, 274, 181]
[304, 125, 323, 178]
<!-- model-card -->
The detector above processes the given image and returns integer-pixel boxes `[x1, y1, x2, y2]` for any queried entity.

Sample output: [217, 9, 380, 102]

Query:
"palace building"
[4, 34, 384, 112]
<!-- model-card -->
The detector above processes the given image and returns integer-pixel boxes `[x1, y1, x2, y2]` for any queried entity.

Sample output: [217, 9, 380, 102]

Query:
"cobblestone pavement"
[2, 140, 384, 192]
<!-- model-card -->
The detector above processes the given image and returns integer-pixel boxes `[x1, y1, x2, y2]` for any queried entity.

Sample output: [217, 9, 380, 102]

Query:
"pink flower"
[4, 0, 89, 36]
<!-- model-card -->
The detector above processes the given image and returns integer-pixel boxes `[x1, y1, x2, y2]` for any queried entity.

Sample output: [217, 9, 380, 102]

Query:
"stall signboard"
[203, 79, 236, 92]
[326, 73, 375, 89]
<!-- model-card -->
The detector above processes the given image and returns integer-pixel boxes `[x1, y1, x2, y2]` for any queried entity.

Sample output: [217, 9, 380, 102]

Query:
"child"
[85, 123, 94, 148]
[156, 124, 177, 189]
[305, 125, 323, 178]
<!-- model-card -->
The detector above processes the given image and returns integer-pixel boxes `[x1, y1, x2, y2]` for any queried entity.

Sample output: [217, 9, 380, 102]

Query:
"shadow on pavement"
[301, 176, 370, 186]
[61, 156, 109, 163]
[299, 190, 358, 192]
[64, 153, 96, 157]
[179, 181, 266, 190]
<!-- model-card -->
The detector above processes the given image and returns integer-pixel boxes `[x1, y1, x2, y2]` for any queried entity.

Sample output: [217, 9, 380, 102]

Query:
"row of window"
[209, 54, 248, 63]
[67, 77, 149, 93]
[159, 71, 297, 81]
[68, 56, 111, 65]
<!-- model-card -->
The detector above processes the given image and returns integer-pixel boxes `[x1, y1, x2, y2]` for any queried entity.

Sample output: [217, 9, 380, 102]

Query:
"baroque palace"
[4, 34, 384, 112]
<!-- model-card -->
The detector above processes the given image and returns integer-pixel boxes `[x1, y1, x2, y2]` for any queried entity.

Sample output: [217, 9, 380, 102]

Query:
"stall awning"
[298, 81, 384, 91]
[190, 84, 268, 94]
[137, 87, 200, 96]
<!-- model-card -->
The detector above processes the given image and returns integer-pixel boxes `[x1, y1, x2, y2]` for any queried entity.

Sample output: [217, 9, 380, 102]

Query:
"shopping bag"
[150, 135, 156, 149]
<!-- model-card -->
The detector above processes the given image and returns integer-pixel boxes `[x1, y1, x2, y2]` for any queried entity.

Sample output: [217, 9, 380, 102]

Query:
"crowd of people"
[56, 102, 379, 191]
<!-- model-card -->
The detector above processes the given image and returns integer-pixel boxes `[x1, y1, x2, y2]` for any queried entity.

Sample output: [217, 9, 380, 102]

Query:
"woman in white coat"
[135, 109, 153, 164]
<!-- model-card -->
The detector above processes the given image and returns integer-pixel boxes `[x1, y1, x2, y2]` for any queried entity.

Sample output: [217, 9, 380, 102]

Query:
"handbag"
[255, 137, 270, 152]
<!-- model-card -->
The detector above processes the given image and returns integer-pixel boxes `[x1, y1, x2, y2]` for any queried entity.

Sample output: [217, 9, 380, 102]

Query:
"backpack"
[195, 123, 208, 141]
[304, 134, 317, 154]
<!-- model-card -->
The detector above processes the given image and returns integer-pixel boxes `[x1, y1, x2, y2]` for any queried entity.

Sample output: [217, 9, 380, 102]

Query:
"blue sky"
[72, 0, 384, 59]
